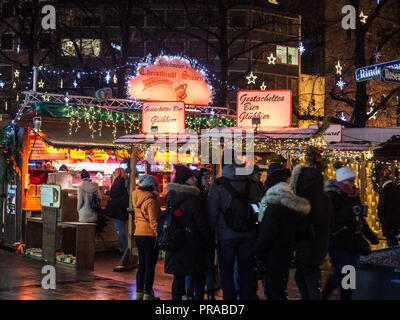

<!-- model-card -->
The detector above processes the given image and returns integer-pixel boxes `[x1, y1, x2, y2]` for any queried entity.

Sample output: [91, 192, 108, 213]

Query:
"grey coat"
[77, 178, 100, 223]
[207, 164, 260, 241]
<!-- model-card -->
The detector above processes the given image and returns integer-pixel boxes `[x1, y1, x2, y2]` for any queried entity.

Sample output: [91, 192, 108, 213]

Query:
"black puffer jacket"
[290, 166, 334, 267]
[164, 183, 211, 276]
[254, 182, 311, 272]
[377, 182, 400, 237]
[105, 176, 129, 221]
[325, 180, 378, 251]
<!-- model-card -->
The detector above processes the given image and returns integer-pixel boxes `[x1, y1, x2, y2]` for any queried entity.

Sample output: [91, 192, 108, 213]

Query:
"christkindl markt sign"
[380, 67, 400, 84]
[355, 58, 400, 82]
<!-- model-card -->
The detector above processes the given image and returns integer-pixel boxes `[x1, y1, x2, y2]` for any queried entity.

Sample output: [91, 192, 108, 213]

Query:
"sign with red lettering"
[236, 90, 292, 129]
[142, 101, 185, 134]
[127, 55, 213, 105]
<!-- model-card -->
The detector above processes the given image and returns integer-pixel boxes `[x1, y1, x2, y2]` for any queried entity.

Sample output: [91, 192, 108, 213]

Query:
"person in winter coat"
[133, 174, 160, 300]
[290, 165, 334, 300]
[165, 165, 212, 300]
[207, 161, 260, 300]
[105, 168, 129, 254]
[378, 175, 400, 247]
[322, 166, 379, 300]
[77, 169, 101, 223]
[254, 179, 311, 300]
[185, 168, 215, 300]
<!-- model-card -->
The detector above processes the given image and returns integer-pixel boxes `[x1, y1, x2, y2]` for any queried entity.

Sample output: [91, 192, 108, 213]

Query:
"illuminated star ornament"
[267, 53, 277, 64]
[14, 69, 19, 78]
[368, 107, 377, 120]
[260, 82, 267, 90]
[0, 81, 4, 88]
[336, 77, 346, 90]
[373, 48, 381, 63]
[73, 80, 78, 88]
[105, 71, 111, 84]
[298, 42, 305, 55]
[38, 79, 45, 88]
[359, 11, 368, 24]
[369, 97, 374, 106]
[113, 74, 117, 84]
[246, 71, 257, 84]
[335, 60, 343, 75]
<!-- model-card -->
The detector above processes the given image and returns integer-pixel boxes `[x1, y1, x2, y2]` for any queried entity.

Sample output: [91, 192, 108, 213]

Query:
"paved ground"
[0, 248, 338, 300]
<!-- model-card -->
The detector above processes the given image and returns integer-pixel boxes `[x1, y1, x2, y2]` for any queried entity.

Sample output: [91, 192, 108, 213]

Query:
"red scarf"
[332, 179, 359, 198]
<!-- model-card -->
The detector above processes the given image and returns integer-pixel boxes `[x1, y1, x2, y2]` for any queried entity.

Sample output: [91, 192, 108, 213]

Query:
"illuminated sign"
[355, 59, 400, 82]
[236, 90, 292, 129]
[30, 137, 68, 160]
[127, 55, 213, 105]
[70, 149, 86, 159]
[142, 101, 185, 134]
[91, 150, 107, 161]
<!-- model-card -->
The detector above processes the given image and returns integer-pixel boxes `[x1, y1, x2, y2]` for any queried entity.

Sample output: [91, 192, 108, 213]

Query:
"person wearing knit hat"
[132, 174, 161, 300]
[81, 169, 90, 180]
[323, 167, 379, 300]
[164, 165, 211, 300]
[173, 165, 196, 185]
[378, 175, 400, 247]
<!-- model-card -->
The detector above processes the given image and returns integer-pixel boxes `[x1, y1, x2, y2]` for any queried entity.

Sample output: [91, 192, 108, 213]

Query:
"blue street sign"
[355, 59, 400, 82]
[381, 67, 400, 84]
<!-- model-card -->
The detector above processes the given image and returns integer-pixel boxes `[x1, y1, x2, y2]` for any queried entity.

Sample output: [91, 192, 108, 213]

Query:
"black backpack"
[216, 178, 257, 232]
[155, 195, 186, 251]
[91, 192, 102, 214]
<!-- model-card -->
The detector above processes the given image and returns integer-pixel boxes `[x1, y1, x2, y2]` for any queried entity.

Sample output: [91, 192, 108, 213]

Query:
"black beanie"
[81, 169, 90, 179]
[174, 165, 194, 184]
[264, 167, 291, 192]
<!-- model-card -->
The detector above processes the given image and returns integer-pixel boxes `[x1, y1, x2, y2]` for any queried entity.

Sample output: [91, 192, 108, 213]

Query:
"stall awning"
[341, 127, 400, 147]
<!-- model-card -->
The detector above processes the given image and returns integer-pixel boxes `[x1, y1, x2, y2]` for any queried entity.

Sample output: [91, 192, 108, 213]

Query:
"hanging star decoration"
[260, 82, 267, 90]
[38, 79, 45, 88]
[14, 69, 19, 78]
[369, 97, 375, 106]
[335, 60, 343, 75]
[0, 81, 4, 88]
[373, 48, 381, 63]
[368, 106, 377, 120]
[359, 11, 368, 24]
[336, 77, 346, 90]
[73, 80, 78, 88]
[113, 74, 117, 84]
[105, 71, 111, 84]
[246, 71, 257, 84]
[12, 82, 16, 89]
[298, 42, 305, 55]
[267, 53, 277, 64]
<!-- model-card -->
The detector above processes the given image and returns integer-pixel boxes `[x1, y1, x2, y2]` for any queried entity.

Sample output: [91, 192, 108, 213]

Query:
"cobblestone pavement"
[0, 248, 337, 300]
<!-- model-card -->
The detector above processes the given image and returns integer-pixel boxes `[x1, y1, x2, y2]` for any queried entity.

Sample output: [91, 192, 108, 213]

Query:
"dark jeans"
[134, 236, 159, 294]
[173, 275, 205, 300]
[217, 237, 256, 300]
[295, 264, 322, 300]
[186, 248, 216, 297]
[325, 247, 360, 300]
[264, 270, 289, 300]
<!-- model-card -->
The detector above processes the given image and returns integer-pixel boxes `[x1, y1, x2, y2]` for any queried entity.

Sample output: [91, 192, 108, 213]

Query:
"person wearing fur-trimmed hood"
[164, 165, 212, 300]
[254, 179, 311, 300]
[290, 165, 334, 300]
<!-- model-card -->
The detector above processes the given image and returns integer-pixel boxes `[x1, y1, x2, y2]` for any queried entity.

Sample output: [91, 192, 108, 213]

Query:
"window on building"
[265, 74, 275, 89]
[230, 10, 248, 28]
[276, 45, 298, 65]
[1, 34, 13, 50]
[229, 41, 248, 59]
[1, 2, 13, 18]
[189, 40, 208, 59]
[131, 10, 145, 27]
[61, 39, 101, 57]
[131, 42, 144, 57]
[146, 40, 161, 56]
[167, 10, 184, 27]
[276, 75, 287, 89]
[165, 41, 184, 55]
[276, 45, 287, 64]
[0, 66, 12, 81]
[146, 10, 164, 27]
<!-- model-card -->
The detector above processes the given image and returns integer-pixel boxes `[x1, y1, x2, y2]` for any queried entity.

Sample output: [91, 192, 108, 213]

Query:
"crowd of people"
[76, 155, 400, 300]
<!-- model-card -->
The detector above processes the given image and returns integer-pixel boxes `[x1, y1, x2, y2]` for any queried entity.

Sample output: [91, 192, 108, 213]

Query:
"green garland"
[0, 126, 23, 184]
[369, 160, 400, 193]
[305, 145, 329, 172]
